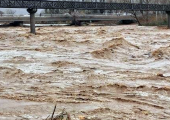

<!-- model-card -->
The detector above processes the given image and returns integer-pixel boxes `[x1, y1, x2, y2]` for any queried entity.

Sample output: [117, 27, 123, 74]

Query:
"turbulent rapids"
[0, 25, 170, 120]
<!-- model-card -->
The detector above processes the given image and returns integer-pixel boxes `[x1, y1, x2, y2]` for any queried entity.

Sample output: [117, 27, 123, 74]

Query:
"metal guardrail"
[0, 0, 170, 11]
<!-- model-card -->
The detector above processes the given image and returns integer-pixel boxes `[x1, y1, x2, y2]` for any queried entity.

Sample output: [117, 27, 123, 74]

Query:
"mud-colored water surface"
[0, 25, 170, 120]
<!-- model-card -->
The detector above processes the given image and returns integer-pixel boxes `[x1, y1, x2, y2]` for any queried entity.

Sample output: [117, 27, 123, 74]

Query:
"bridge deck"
[0, 0, 170, 11]
[0, 15, 135, 22]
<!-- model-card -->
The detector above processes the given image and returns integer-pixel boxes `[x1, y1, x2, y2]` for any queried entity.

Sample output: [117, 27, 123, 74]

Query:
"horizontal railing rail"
[0, 0, 170, 11]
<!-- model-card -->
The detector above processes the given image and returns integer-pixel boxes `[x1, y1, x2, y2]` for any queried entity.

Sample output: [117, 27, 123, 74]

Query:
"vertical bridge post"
[166, 11, 170, 29]
[27, 8, 37, 34]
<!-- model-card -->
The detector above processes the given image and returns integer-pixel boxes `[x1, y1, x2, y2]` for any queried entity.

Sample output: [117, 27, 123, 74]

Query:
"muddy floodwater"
[0, 25, 170, 120]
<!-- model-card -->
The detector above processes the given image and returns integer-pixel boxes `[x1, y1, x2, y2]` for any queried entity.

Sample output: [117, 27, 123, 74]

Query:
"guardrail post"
[27, 8, 37, 34]
[166, 11, 170, 29]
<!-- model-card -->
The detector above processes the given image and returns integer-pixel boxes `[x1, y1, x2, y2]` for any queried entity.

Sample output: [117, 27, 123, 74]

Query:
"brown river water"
[0, 25, 170, 120]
